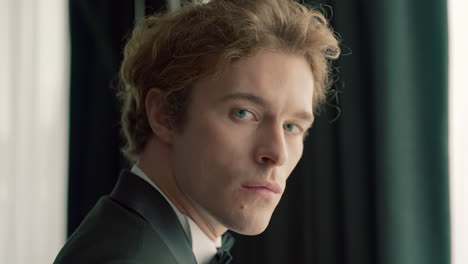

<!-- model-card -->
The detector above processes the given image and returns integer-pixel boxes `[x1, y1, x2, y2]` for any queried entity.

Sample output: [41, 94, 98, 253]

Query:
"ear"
[145, 88, 174, 144]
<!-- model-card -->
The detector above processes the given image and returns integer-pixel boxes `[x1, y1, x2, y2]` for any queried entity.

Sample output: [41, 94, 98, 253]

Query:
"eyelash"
[232, 109, 254, 119]
[232, 109, 303, 133]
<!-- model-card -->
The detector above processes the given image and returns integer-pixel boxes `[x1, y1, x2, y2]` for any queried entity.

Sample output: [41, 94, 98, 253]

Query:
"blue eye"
[283, 123, 299, 132]
[233, 109, 254, 120]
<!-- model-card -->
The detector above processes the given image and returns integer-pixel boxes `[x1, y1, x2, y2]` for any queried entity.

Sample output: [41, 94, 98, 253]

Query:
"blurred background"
[0, 0, 466, 263]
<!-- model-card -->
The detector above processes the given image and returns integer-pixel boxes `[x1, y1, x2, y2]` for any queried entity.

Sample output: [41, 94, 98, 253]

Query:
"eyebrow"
[219, 92, 315, 124]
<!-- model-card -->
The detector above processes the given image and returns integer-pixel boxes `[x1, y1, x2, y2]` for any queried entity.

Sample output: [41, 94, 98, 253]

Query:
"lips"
[241, 181, 283, 194]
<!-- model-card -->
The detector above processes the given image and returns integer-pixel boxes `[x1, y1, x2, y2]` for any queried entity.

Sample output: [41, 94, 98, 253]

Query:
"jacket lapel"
[110, 171, 197, 264]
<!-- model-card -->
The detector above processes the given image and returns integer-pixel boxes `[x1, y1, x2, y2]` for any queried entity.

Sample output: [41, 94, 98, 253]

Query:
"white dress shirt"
[131, 165, 222, 264]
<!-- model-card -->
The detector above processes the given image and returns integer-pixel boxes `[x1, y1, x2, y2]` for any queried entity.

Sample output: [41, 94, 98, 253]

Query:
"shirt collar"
[130, 164, 222, 264]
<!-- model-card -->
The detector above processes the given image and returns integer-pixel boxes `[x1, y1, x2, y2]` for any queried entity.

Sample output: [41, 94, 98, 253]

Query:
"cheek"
[284, 141, 304, 177]
[292, 141, 304, 162]
[178, 118, 249, 184]
[200, 128, 246, 177]
[200, 116, 252, 158]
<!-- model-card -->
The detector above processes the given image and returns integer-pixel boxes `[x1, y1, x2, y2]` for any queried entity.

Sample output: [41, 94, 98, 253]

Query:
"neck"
[137, 137, 228, 241]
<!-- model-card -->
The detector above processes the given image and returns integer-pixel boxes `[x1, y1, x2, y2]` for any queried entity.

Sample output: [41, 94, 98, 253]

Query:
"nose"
[254, 125, 288, 166]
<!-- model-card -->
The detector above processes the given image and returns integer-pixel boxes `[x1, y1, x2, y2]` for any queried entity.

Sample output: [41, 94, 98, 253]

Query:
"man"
[54, 0, 340, 263]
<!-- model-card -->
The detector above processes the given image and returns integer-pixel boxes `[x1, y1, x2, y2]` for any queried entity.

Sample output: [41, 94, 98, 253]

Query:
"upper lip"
[241, 181, 283, 194]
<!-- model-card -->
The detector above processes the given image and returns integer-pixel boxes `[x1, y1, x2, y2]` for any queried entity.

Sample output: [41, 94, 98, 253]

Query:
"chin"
[231, 223, 269, 236]
[239, 227, 268, 236]
[226, 215, 272, 236]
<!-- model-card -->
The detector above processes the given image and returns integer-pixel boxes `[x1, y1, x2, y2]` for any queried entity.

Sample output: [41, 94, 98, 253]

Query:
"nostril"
[258, 155, 275, 165]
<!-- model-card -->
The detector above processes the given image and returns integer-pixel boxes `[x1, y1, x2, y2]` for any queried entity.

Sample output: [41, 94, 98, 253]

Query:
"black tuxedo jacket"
[54, 171, 198, 264]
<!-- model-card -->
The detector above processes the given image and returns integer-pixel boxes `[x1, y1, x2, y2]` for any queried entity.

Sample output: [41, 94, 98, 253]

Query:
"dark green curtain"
[68, 1, 450, 263]
[67, 0, 166, 235]
[367, 1, 450, 263]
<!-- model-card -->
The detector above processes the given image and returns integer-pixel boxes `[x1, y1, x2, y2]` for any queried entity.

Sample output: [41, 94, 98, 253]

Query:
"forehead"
[193, 50, 314, 113]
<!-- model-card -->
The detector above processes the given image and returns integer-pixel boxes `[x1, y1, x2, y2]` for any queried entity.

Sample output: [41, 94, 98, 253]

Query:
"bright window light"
[448, 0, 468, 264]
[0, 0, 69, 263]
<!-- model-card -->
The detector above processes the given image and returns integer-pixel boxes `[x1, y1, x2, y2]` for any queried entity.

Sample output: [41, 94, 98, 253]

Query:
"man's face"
[171, 50, 314, 235]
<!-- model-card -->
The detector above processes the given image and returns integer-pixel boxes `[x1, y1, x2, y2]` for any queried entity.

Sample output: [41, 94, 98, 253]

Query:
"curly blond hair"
[118, 0, 340, 161]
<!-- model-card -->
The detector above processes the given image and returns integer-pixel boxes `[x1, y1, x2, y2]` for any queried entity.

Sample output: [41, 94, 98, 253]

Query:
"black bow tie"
[209, 232, 235, 264]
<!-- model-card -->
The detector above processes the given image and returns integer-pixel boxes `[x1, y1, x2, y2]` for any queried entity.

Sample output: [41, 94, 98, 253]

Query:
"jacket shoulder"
[54, 196, 178, 264]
